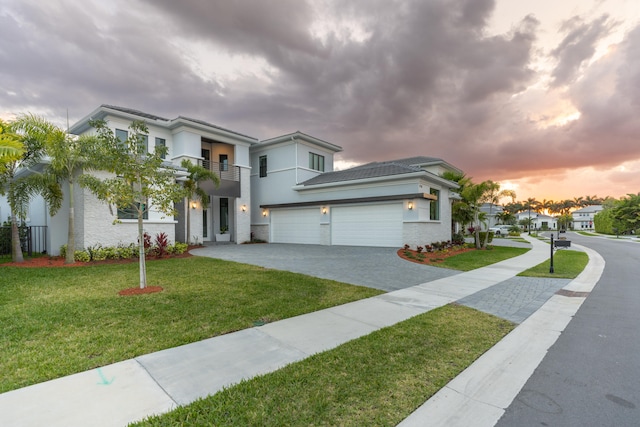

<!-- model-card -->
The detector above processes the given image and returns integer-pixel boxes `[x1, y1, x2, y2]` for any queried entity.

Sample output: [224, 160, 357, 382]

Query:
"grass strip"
[436, 246, 529, 271]
[134, 305, 514, 427]
[518, 249, 588, 279]
[0, 257, 381, 393]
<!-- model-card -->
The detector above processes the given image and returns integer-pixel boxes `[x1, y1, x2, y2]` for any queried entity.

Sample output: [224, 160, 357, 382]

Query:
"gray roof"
[301, 156, 452, 186]
[101, 105, 169, 122]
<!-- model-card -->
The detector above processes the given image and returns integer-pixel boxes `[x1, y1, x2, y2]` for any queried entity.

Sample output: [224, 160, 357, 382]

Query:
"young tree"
[181, 159, 219, 244]
[80, 120, 187, 288]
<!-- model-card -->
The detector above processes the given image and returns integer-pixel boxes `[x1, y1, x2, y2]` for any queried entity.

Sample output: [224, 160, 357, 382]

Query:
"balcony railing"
[198, 160, 241, 197]
[200, 160, 240, 182]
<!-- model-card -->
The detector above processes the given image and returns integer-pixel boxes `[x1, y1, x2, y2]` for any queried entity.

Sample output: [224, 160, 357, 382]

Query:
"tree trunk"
[185, 197, 191, 245]
[138, 212, 147, 289]
[65, 180, 75, 264]
[10, 212, 24, 263]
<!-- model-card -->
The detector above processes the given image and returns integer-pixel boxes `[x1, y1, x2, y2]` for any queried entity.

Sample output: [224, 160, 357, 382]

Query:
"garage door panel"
[271, 209, 321, 244]
[332, 204, 402, 247]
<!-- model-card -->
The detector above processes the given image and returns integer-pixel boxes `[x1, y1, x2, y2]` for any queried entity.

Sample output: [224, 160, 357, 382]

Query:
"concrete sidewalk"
[0, 235, 602, 426]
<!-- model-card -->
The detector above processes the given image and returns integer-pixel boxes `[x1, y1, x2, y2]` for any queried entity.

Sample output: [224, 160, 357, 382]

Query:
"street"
[497, 232, 640, 426]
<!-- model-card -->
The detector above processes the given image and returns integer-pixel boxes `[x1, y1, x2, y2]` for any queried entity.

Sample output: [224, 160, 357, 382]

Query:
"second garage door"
[331, 204, 403, 247]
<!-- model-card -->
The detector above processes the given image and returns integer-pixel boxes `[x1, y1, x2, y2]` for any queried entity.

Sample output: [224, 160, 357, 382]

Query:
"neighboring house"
[516, 212, 557, 231]
[2, 105, 463, 254]
[572, 205, 604, 230]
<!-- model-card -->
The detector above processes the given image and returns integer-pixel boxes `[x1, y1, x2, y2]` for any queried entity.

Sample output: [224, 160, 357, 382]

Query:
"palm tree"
[181, 159, 220, 244]
[521, 197, 541, 233]
[480, 180, 516, 246]
[573, 196, 585, 208]
[0, 115, 52, 262]
[461, 181, 490, 249]
[540, 199, 554, 216]
[44, 123, 97, 263]
[0, 119, 24, 159]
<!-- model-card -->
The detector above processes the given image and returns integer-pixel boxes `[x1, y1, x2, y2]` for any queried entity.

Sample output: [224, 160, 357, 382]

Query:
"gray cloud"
[1, 0, 639, 198]
[550, 14, 617, 87]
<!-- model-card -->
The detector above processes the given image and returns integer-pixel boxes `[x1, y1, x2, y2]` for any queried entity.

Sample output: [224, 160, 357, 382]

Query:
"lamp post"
[549, 235, 555, 273]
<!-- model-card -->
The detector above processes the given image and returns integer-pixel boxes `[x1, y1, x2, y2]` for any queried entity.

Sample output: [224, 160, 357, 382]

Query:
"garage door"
[271, 208, 321, 244]
[332, 204, 403, 247]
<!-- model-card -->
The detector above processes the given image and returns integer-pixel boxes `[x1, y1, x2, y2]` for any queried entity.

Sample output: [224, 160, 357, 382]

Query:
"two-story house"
[2, 105, 463, 254]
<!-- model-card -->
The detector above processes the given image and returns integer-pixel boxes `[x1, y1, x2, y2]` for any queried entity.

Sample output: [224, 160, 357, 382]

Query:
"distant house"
[479, 203, 504, 229]
[572, 205, 604, 230]
[516, 212, 557, 231]
[2, 105, 463, 254]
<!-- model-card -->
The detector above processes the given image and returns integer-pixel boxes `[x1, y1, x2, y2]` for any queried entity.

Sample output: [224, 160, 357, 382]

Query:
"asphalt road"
[497, 232, 640, 426]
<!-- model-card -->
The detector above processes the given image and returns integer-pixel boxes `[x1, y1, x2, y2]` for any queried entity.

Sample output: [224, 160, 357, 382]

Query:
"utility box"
[554, 239, 571, 248]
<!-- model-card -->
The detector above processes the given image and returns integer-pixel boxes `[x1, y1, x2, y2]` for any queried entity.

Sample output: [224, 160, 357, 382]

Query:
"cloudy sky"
[2, 0, 639, 201]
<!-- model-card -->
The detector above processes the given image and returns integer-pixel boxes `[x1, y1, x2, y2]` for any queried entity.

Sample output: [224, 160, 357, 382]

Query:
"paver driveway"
[190, 243, 459, 291]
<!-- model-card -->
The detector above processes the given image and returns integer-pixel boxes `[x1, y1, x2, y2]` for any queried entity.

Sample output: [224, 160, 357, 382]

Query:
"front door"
[220, 198, 229, 234]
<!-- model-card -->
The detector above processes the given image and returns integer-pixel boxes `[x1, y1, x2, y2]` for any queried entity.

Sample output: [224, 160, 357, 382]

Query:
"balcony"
[198, 160, 241, 197]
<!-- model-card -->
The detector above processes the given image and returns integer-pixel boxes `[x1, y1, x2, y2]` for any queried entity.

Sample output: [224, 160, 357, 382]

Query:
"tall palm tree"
[44, 124, 96, 263]
[521, 197, 541, 233]
[540, 199, 554, 216]
[181, 159, 220, 244]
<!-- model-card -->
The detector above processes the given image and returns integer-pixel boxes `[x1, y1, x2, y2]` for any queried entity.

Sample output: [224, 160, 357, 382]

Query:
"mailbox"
[554, 240, 571, 248]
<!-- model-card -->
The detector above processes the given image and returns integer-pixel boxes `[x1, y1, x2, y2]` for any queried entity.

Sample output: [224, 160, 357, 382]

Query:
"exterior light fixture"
[262, 209, 268, 217]
[241, 204, 247, 212]
[408, 201, 414, 210]
[322, 207, 327, 215]
[191, 201, 197, 210]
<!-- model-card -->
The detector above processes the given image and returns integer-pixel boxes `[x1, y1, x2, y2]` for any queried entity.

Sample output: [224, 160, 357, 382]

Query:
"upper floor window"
[309, 152, 325, 172]
[115, 129, 128, 148]
[219, 154, 228, 171]
[430, 188, 440, 221]
[259, 155, 267, 177]
[155, 137, 166, 159]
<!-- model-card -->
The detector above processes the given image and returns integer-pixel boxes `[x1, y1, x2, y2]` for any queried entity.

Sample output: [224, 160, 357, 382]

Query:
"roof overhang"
[261, 192, 436, 209]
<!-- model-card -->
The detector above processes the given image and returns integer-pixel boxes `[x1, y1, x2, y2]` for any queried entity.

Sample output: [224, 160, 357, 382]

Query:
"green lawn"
[436, 246, 529, 271]
[0, 257, 381, 393]
[134, 304, 513, 427]
[518, 249, 589, 279]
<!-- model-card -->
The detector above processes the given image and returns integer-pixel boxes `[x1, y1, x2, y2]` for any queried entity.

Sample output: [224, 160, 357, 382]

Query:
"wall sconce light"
[191, 201, 197, 210]
[322, 207, 327, 215]
[241, 204, 247, 212]
[262, 209, 268, 217]
[408, 201, 414, 210]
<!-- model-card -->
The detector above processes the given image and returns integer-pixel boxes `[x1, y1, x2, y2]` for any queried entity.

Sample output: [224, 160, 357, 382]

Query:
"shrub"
[154, 233, 169, 258]
[452, 232, 465, 245]
[59, 244, 67, 259]
[117, 243, 137, 259]
[170, 242, 188, 255]
[73, 250, 90, 263]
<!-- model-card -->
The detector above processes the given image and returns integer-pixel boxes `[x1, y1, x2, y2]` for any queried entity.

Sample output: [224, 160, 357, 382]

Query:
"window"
[115, 129, 128, 148]
[117, 202, 148, 220]
[259, 155, 267, 177]
[139, 135, 148, 154]
[430, 188, 440, 220]
[219, 154, 228, 171]
[155, 137, 166, 159]
[309, 152, 325, 171]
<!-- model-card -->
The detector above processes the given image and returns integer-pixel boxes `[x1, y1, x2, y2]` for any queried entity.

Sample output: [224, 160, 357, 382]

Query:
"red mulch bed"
[398, 246, 473, 265]
[2, 247, 199, 268]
